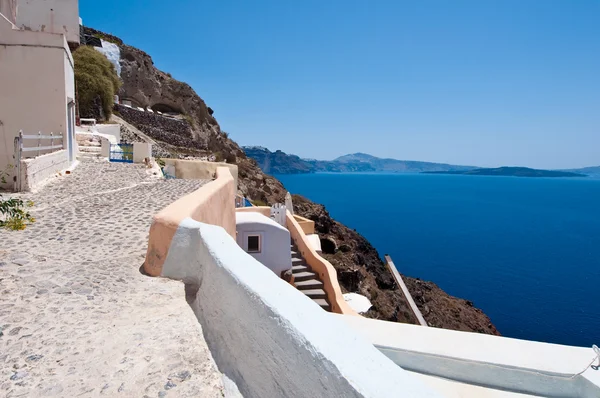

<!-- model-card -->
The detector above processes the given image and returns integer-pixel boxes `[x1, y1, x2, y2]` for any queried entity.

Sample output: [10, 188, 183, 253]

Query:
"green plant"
[74, 46, 121, 120]
[155, 157, 166, 168]
[0, 197, 35, 230]
[251, 199, 268, 207]
[0, 165, 35, 230]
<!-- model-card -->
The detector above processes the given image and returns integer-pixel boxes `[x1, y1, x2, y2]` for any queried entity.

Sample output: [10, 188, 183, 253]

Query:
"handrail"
[286, 211, 358, 315]
[384, 255, 428, 326]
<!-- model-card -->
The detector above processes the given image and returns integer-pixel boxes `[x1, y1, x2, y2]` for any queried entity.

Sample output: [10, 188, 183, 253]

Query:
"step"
[291, 257, 305, 265]
[77, 152, 101, 159]
[293, 271, 317, 282]
[291, 264, 310, 273]
[79, 146, 102, 153]
[313, 298, 331, 311]
[295, 279, 323, 290]
[301, 289, 327, 299]
[291, 250, 299, 256]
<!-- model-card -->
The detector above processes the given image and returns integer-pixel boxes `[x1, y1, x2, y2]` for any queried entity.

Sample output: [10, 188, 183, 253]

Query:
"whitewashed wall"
[20, 149, 70, 191]
[160, 219, 440, 398]
[16, 0, 80, 43]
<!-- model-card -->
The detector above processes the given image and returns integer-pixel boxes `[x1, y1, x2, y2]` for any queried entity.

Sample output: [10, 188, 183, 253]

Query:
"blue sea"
[275, 172, 600, 347]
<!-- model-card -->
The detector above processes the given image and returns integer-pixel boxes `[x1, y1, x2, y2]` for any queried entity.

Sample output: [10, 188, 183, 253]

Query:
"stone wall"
[114, 104, 203, 149]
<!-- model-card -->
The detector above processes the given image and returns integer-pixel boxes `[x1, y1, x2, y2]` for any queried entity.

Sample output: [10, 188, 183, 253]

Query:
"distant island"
[243, 146, 598, 178]
[423, 167, 586, 178]
[243, 147, 474, 174]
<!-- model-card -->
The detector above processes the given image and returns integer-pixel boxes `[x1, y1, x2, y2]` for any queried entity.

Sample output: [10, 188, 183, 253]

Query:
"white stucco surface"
[340, 315, 600, 397]
[95, 39, 121, 76]
[0, 14, 74, 189]
[343, 293, 372, 314]
[20, 149, 70, 191]
[133, 142, 152, 163]
[93, 124, 121, 142]
[161, 219, 441, 398]
[15, 0, 80, 43]
[306, 233, 322, 252]
[235, 212, 292, 277]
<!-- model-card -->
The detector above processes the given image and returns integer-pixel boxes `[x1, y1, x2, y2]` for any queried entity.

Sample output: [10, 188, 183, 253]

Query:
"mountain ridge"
[244, 147, 476, 174]
[425, 166, 586, 178]
[245, 147, 600, 177]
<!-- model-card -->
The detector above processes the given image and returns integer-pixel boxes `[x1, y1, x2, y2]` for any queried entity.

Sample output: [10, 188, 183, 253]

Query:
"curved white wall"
[160, 218, 441, 398]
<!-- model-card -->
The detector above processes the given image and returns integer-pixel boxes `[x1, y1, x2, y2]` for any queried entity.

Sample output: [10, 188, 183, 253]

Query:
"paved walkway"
[0, 160, 226, 397]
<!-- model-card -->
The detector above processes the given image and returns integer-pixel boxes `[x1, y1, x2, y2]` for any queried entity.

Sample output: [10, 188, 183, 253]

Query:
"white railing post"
[37, 131, 41, 157]
[50, 131, 53, 151]
[285, 192, 294, 215]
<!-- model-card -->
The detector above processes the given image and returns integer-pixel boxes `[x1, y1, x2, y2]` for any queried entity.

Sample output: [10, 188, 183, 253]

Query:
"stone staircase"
[76, 132, 103, 160]
[291, 243, 331, 311]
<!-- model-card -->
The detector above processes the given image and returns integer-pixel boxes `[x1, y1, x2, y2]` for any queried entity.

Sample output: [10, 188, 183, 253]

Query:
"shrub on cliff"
[74, 46, 121, 120]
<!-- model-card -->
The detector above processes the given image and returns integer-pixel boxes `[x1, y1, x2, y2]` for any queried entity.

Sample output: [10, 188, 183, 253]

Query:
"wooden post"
[384, 255, 428, 326]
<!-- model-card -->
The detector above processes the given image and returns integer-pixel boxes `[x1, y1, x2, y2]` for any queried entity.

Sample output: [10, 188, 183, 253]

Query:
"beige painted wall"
[16, 0, 80, 44]
[0, 0, 17, 23]
[0, 15, 74, 189]
[294, 214, 315, 235]
[144, 167, 236, 276]
[162, 158, 238, 189]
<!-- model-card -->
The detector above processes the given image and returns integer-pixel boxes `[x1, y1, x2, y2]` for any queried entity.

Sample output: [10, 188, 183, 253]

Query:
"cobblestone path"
[0, 160, 226, 397]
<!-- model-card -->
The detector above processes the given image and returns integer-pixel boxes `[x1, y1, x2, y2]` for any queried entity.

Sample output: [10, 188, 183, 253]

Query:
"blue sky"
[81, 1, 599, 169]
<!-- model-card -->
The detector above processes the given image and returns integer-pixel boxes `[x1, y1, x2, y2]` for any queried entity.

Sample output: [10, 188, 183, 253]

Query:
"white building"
[236, 211, 292, 277]
[0, 0, 78, 190]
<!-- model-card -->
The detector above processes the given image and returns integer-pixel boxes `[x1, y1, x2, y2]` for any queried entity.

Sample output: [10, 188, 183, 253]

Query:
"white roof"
[236, 212, 287, 231]
[343, 293, 372, 314]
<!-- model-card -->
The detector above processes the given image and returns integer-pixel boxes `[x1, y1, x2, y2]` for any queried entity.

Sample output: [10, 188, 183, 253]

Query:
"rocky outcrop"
[84, 26, 499, 335]
[114, 104, 197, 149]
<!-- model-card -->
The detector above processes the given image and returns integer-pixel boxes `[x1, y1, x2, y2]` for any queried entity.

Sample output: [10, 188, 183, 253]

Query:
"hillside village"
[1, 1, 599, 397]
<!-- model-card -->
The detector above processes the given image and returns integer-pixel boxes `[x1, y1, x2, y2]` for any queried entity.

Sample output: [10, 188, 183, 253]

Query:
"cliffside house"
[235, 211, 292, 277]
[0, 0, 79, 191]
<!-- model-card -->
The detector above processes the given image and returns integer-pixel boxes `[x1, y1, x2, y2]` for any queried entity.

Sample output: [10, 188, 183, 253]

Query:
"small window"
[247, 235, 261, 253]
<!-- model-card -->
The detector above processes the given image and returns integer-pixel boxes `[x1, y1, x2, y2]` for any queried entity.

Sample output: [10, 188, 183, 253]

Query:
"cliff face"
[84, 26, 499, 335]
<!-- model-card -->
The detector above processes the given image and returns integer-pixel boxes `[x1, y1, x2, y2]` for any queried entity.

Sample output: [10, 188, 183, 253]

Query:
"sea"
[274, 172, 600, 347]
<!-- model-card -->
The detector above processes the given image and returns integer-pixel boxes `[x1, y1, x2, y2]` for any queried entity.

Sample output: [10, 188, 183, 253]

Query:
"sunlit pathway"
[0, 159, 225, 397]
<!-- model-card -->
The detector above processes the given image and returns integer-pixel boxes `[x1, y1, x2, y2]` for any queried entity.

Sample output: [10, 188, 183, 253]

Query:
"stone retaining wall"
[114, 104, 203, 149]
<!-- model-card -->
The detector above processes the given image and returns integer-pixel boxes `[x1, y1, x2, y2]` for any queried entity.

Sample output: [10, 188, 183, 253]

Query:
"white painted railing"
[270, 203, 287, 226]
[16, 130, 64, 158]
[13, 130, 64, 191]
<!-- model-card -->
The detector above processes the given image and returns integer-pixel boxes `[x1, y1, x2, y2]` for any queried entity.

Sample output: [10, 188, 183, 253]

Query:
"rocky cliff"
[83, 26, 499, 335]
